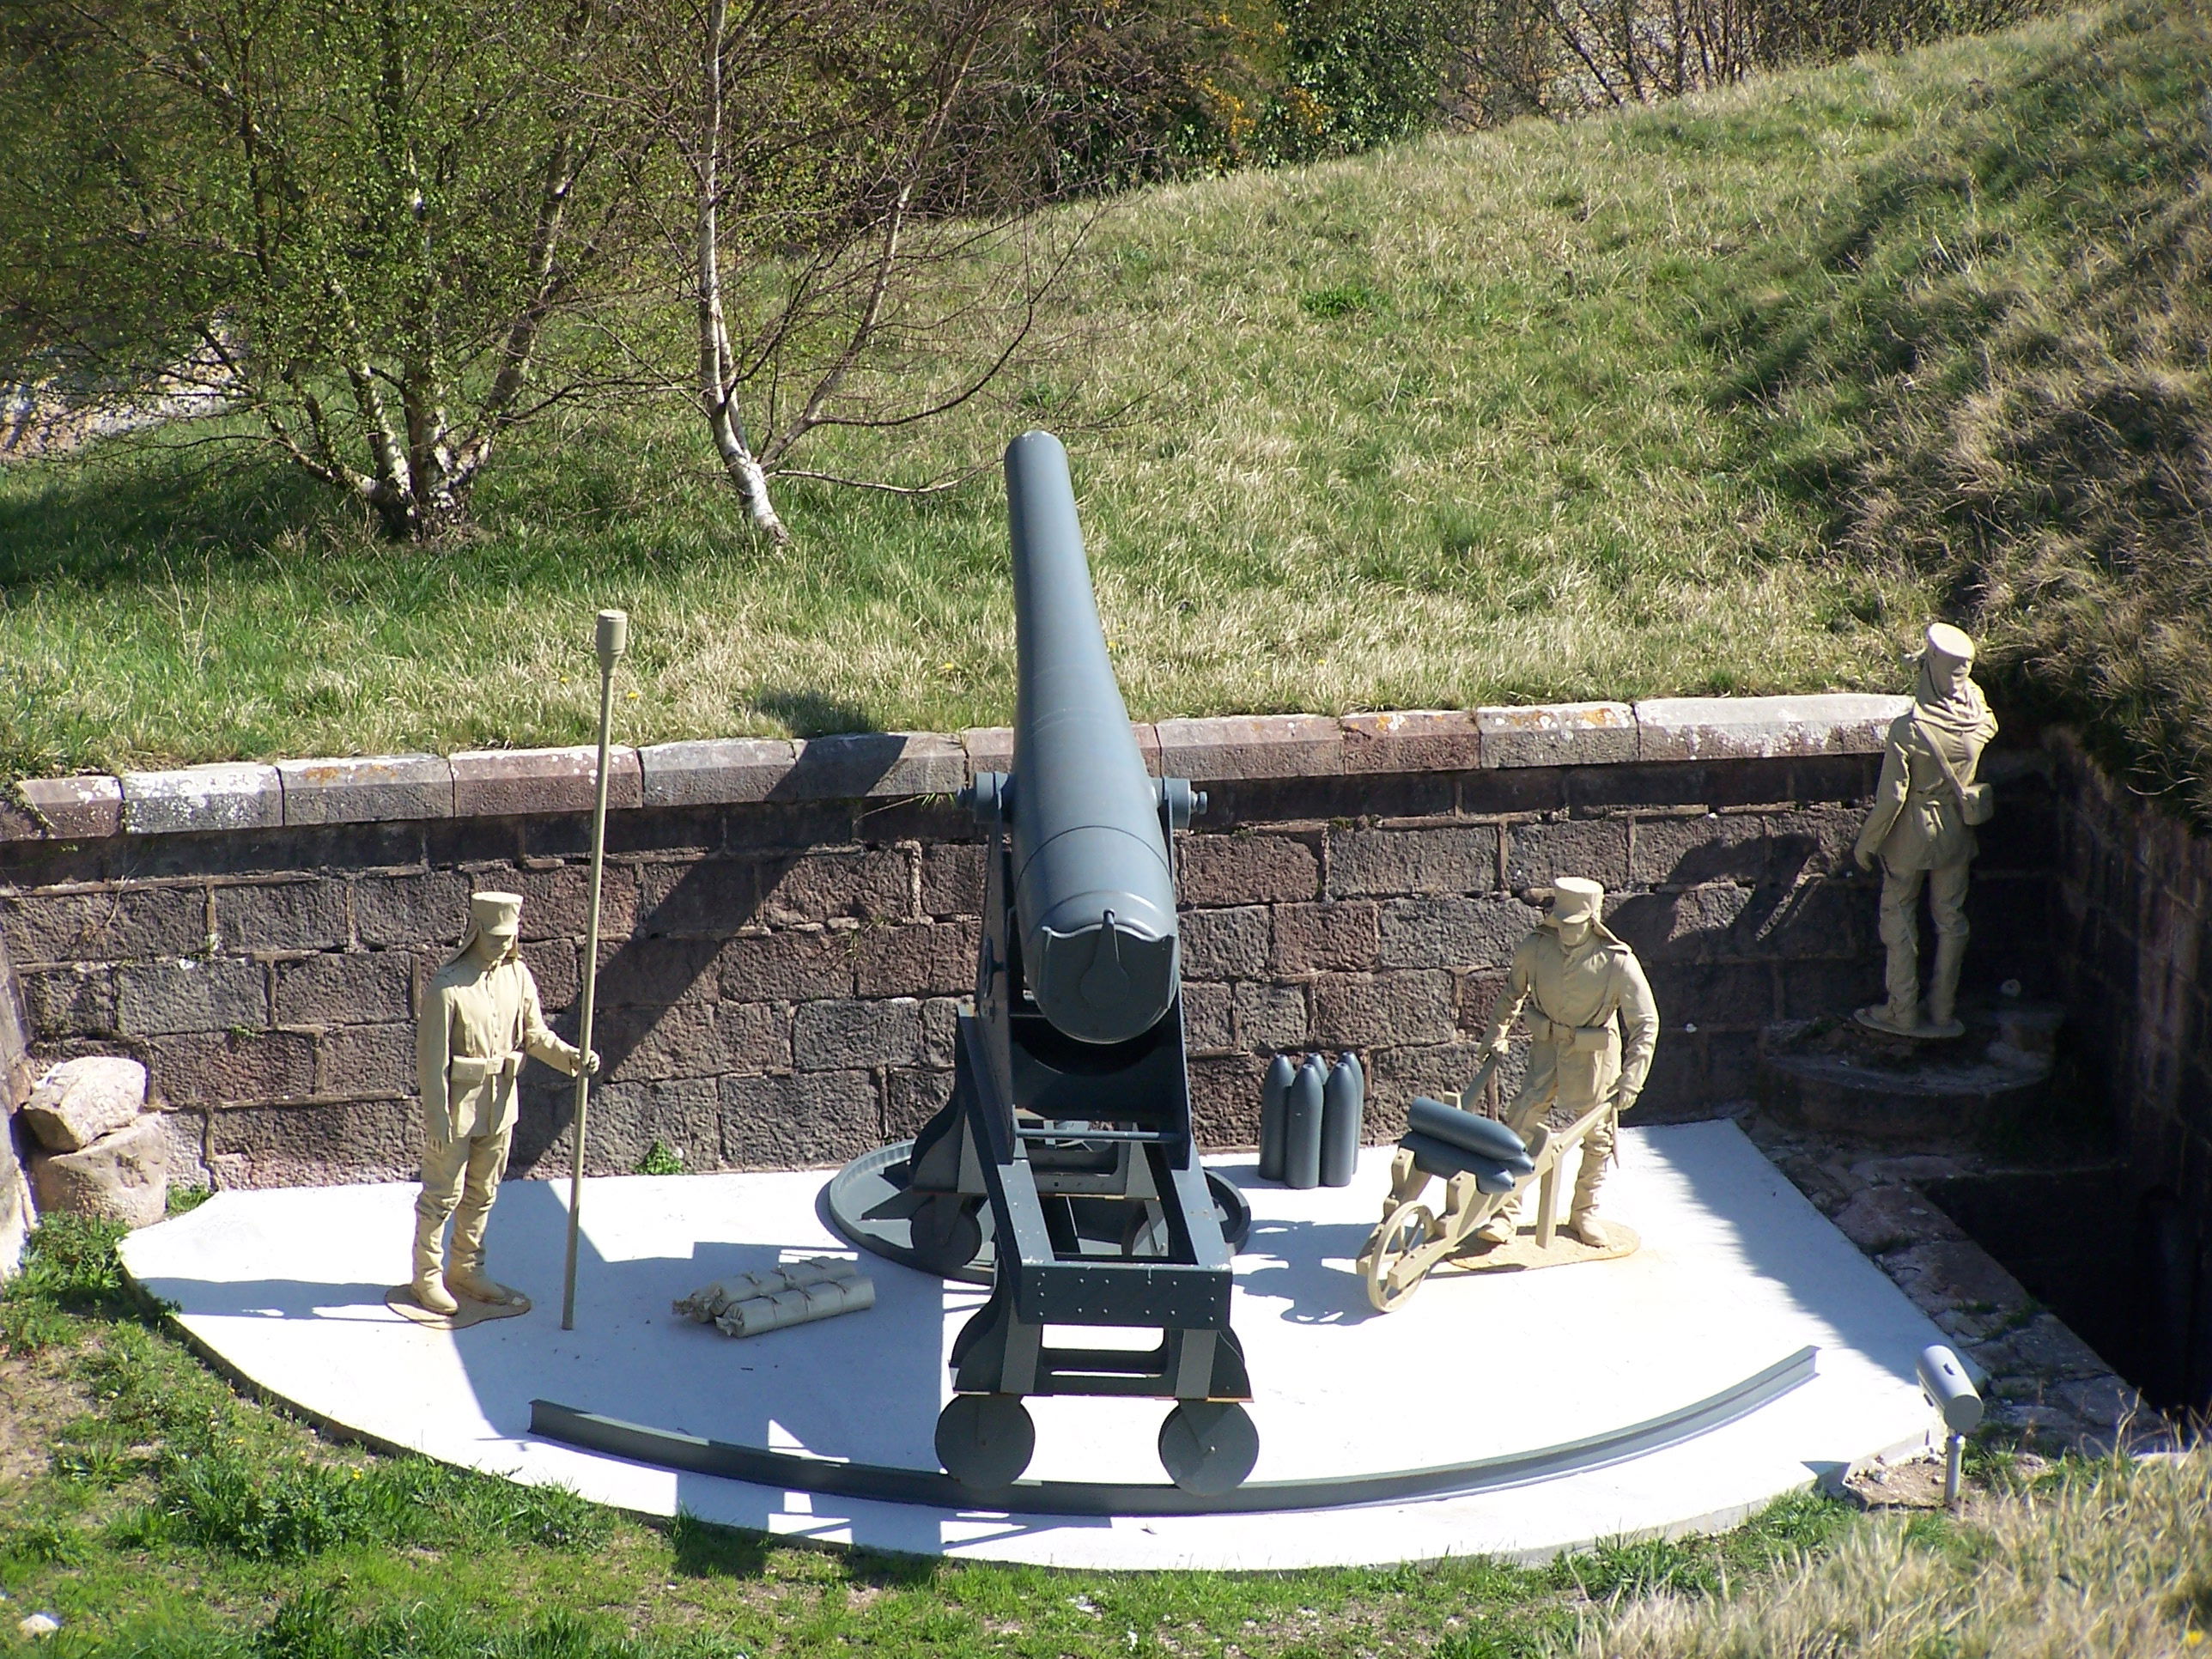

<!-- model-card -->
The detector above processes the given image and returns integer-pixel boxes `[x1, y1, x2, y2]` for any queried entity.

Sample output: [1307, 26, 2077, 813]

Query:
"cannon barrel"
[1005, 429, 1180, 1045]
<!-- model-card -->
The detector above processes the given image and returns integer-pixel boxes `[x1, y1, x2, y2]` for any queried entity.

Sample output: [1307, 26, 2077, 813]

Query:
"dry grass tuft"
[1582, 1451, 2212, 1657]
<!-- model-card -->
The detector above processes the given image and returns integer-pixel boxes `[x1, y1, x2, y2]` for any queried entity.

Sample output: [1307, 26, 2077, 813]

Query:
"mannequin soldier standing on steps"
[410, 891, 598, 1316]
[1854, 623, 1997, 1041]
[1474, 877, 1658, 1249]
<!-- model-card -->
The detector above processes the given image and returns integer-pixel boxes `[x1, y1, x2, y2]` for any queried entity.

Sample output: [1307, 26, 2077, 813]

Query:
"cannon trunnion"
[848, 430, 1256, 1498]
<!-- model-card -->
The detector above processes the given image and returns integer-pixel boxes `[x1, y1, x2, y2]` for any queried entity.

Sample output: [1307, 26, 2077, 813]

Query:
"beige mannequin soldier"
[1474, 877, 1657, 1249]
[1854, 623, 1998, 1040]
[411, 891, 599, 1316]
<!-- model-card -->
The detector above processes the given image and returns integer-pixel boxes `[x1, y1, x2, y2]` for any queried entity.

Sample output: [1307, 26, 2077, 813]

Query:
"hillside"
[0, 0, 2204, 796]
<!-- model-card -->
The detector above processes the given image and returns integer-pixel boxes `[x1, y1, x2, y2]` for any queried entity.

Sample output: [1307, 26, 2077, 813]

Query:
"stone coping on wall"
[0, 695, 1911, 842]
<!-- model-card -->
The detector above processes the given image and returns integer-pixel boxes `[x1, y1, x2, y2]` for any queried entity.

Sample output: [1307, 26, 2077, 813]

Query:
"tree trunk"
[695, 0, 788, 544]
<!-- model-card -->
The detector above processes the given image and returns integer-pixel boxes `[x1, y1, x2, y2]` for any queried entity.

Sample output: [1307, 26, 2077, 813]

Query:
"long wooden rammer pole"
[562, 608, 629, 1332]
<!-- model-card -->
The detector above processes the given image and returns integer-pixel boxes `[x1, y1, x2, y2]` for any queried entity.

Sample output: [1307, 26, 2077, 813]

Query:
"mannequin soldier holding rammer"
[1474, 877, 1657, 1249]
[411, 890, 598, 1316]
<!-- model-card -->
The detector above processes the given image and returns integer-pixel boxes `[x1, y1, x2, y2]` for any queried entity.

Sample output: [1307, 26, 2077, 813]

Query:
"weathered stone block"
[921, 844, 986, 917]
[568, 1077, 724, 1175]
[1180, 907, 1268, 981]
[23, 1055, 148, 1152]
[1645, 963, 1774, 1030]
[211, 879, 350, 952]
[314, 1023, 414, 1096]
[273, 951, 413, 1025]
[117, 957, 266, 1036]
[1232, 982, 1307, 1049]
[1188, 1052, 1266, 1151]
[1634, 694, 1907, 763]
[640, 738, 799, 807]
[122, 763, 283, 835]
[1760, 806, 1863, 880]
[1327, 824, 1498, 898]
[1376, 896, 1540, 971]
[1312, 971, 1455, 1047]
[352, 870, 475, 949]
[1180, 982, 1234, 1053]
[208, 1097, 420, 1188]
[1154, 714, 1343, 781]
[0, 884, 208, 965]
[20, 965, 114, 1036]
[720, 1070, 881, 1168]
[451, 745, 644, 817]
[776, 732, 963, 799]
[1504, 817, 1631, 890]
[31, 1115, 168, 1226]
[757, 848, 911, 926]
[1734, 878, 1863, 959]
[1629, 812, 1772, 886]
[276, 755, 453, 825]
[1369, 1043, 1492, 1118]
[884, 1067, 953, 1139]
[1477, 702, 1636, 769]
[4, 775, 123, 841]
[1341, 710, 1482, 775]
[716, 930, 855, 1002]
[921, 997, 960, 1067]
[1178, 833, 1319, 906]
[961, 727, 1014, 776]
[1777, 957, 1882, 1020]
[1272, 902, 1378, 974]
[149, 1029, 316, 1105]
[1605, 884, 1753, 965]
[1454, 968, 1510, 1033]
[592, 933, 726, 1007]
[853, 923, 975, 998]
[495, 862, 640, 942]
[793, 998, 924, 1070]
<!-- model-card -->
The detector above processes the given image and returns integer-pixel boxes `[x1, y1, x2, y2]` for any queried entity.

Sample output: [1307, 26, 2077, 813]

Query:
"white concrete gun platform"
[118, 1121, 1952, 1571]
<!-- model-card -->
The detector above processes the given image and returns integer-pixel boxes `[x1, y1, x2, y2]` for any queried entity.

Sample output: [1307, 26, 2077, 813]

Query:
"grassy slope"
[0, 11, 2126, 775]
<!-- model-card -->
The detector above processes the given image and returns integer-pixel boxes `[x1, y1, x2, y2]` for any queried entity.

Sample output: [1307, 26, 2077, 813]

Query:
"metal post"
[1944, 1431, 1964, 1507]
[562, 609, 628, 1332]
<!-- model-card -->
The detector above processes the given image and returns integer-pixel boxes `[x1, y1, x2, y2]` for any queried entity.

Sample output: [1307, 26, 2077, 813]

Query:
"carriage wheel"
[1363, 1200, 1437, 1313]
[1158, 1401, 1260, 1497]
[936, 1393, 1036, 1492]
[910, 1194, 985, 1277]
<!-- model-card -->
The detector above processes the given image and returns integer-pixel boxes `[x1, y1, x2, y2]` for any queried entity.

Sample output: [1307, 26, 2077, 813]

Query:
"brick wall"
[0, 694, 2059, 1191]
[2047, 729, 2212, 1243]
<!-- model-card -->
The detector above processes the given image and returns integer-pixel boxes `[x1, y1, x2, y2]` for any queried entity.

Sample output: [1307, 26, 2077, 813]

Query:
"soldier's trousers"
[1878, 859, 1970, 1013]
[416, 1127, 514, 1267]
[1496, 1039, 1619, 1224]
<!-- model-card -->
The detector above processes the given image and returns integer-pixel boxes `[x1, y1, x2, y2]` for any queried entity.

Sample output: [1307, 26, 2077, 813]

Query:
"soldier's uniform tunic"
[1482, 915, 1659, 1224]
[415, 944, 581, 1281]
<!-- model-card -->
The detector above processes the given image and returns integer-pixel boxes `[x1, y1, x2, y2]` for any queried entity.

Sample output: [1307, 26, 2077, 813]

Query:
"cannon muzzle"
[1004, 429, 1181, 1044]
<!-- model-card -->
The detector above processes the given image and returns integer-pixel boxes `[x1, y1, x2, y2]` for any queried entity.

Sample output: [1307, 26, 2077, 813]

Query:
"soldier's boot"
[1924, 934, 1968, 1036]
[1474, 1203, 1517, 1247]
[1565, 1141, 1611, 1248]
[411, 1217, 460, 1316]
[446, 1203, 520, 1305]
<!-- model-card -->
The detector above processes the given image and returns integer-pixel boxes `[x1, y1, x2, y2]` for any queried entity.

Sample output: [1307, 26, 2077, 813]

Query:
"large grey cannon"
[825, 430, 1255, 1497]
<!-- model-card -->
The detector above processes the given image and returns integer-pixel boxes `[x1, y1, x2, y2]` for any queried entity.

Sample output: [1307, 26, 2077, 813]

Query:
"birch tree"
[0, 0, 647, 539]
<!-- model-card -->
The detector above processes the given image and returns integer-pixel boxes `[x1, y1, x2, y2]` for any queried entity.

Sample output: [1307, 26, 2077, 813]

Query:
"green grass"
[0, 9, 2100, 775]
[3, 1215, 2204, 1656]
[3, 3, 2208, 818]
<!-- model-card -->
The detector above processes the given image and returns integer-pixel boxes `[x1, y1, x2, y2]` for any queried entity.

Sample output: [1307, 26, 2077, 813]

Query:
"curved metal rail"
[529, 1344, 1817, 1517]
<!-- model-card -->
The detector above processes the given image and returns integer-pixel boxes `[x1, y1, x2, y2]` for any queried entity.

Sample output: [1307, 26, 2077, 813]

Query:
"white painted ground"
[118, 1121, 1948, 1570]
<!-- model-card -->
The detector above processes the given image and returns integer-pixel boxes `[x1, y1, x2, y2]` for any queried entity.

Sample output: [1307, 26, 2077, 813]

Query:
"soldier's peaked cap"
[1551, 877, 1605, 922]
[470, 890, 524, 931]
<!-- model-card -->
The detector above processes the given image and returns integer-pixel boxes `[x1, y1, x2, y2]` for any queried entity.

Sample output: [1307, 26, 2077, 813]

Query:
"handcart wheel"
[911, 1194, 985, 1277]
[1363, 1200, 1437, 1314]
[936, 1393, 1036, 1491]
[1158, 1400, 1260, 1497]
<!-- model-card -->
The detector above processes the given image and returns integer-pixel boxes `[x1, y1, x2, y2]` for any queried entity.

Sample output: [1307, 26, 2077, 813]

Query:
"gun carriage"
[839, 430, 1256, 1497]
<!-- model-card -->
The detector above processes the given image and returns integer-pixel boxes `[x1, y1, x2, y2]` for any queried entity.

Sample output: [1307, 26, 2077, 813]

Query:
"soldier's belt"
[1526, 1013, 1613, 1053]
[447, 1051, 524, 1088]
